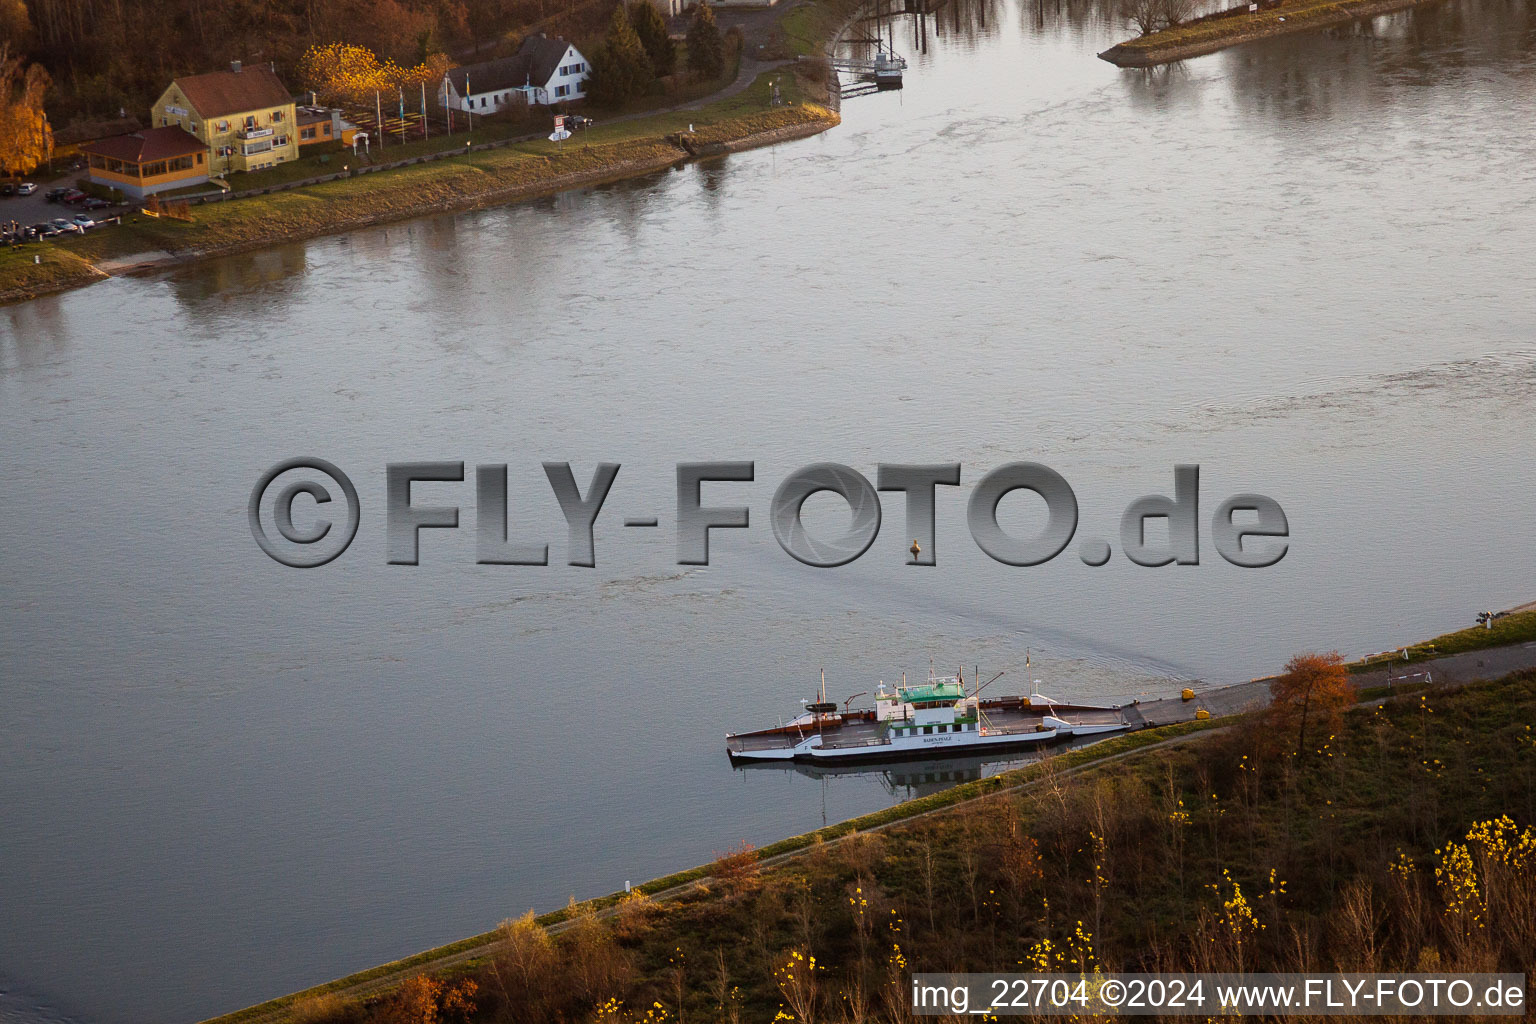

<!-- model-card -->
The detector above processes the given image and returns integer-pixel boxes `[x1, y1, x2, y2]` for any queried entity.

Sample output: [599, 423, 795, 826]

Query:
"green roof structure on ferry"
[891, 679, 965, 705]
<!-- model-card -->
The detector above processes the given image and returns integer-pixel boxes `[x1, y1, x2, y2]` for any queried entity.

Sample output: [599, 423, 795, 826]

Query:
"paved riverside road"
[1124, 638, 1536, 729]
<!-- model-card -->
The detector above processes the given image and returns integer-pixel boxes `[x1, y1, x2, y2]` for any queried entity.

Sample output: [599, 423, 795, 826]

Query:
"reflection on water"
[3, 0, 1536, 1022]
[733, 733, 1113, 809]
[167, 245, 309, 310]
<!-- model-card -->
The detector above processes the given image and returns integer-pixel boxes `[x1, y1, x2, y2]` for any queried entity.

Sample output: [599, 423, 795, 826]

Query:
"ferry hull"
[726, 716, 1128, 764]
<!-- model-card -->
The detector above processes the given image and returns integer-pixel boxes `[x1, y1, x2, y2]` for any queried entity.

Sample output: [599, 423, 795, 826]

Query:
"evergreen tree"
[630, 0, 676, 78]
[586, 3, 655, 105]
[685, 1, 725, 80]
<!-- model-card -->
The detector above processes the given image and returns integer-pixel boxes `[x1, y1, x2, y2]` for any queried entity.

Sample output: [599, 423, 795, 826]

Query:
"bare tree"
[1119, 0, 1162, 34]
[1160, 0, 1200, 27]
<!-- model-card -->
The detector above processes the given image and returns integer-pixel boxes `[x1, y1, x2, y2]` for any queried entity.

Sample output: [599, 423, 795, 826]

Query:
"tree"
[298, 41, 452, 105]
[1119, 0, 1161, 34]
[490, 910, 555, 1006]
[373, 976, 477, 1024]
[1268, 651, 1353, 759]
[585, 2, 654, 106]
[685, 0, 724, 80]
[0, 0, 33, 48]
[629, 0, 675, 78]
[1120, 0, 1197, 34]
[0, 44, 51, 177]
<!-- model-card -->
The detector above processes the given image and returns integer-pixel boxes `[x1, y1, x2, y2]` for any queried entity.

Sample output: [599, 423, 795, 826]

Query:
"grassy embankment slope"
[212, 662, 1536, 1024]
[1352, 608, 1536, 671]
[202, 719, 1223, 1024]
[1099, 0, 1446, 66]
[1, 72, 835, 306]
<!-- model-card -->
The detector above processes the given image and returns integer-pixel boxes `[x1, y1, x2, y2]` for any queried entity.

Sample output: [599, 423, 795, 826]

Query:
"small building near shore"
[296, 105, 358, 148]
[440, 35, 590, 113]
[79, 126, 209, 199]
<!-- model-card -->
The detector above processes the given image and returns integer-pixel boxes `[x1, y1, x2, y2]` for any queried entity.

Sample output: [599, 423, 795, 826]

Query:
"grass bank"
[1350, 607, 1536, 672]
[0, 244, 107, 298]
[1, 73, 835, 308]
[1099, 0, 1443, 66]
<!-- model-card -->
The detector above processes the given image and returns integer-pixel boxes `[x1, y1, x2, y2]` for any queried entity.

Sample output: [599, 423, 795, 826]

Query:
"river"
[2, 0, 1535, 1019]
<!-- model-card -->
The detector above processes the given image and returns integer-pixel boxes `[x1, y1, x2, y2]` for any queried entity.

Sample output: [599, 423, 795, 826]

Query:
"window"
[922, 726, 933, 735]
[554, 85, 570, 98]
[301, 126, 316, 140]
[480, 97, 486, 108]
[218, 121, 229, 133]
[272, 110, 284, 121]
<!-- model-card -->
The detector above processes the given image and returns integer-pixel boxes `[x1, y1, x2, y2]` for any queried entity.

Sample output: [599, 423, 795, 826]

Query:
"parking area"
[1, 186, 128, 244]
[0, 188, 59, 226]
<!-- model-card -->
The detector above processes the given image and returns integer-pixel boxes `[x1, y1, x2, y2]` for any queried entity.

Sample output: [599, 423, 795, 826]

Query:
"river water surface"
[3, 1, 1536, 1020]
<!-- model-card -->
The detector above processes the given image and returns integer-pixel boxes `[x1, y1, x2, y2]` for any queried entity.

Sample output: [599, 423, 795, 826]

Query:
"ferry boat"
[726, 664, 1129, 764]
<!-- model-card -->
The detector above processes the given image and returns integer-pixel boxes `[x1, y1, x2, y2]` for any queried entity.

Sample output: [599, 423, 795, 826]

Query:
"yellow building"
[80, 126, 209, 198]
[152, 62, 297, 177]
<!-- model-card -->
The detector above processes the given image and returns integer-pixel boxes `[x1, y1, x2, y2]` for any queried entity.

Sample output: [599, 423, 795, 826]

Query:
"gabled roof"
[446, 35, 579, 96]
[79, 126, 206, 164]
[172, 65, 292, 118]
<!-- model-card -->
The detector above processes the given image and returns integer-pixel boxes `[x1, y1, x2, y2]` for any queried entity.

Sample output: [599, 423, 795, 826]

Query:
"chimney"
[230, 60, 242, 73]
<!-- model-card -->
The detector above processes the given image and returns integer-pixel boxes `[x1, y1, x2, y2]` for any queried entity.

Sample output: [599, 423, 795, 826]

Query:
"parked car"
[33, 222, 60, 237]
[58, 189, 85, 204]
[566, 114, 595, 131]
[84, 197, 113, 210]
[45, 187, 71, 202]
[49, 217, 82, 234]
[72, 214, 96, 230]
[17, 182, 36, 195]
[64, 191, 92, 206]
[0, 183, 14, 196]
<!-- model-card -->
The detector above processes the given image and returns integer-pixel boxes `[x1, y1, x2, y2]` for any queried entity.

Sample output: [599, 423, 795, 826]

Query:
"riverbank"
[205, 655, 1536, 1024]
[200, 597, 1536, 1024]
[1098, 0, 1445, 66]
[0, 75, 837, 308]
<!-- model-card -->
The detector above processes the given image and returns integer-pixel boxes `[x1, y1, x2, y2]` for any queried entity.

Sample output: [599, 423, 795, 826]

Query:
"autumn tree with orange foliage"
[298, 41, 453, 106]
[1267, 651, 1354, 759]
[372, 975, 477, 1024]
[0, 43, 53, 176]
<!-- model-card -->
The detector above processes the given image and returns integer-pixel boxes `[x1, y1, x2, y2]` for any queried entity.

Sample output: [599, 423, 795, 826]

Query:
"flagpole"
[375, 90, 383, 148]
[421, 80, 428, 141]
